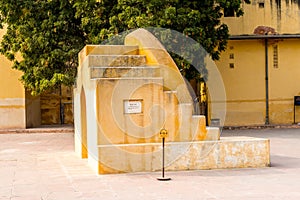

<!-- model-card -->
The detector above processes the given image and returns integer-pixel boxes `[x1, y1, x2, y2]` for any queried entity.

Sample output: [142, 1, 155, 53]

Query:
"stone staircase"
[89, 57, 160, 79]
[89, 44, 216, 141]
[77, 44, 220, 173]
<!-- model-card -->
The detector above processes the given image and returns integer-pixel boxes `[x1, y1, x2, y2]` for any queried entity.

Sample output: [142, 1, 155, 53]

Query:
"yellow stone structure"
[217, 0, 300, 126]
[74, 29, 270, 174]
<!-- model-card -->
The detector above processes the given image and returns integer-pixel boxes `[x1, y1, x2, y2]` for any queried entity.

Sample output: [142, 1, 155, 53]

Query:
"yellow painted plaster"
[0, 28, 24, 99]
[223, 1, 300, 35]
[216, 38, 300, 125]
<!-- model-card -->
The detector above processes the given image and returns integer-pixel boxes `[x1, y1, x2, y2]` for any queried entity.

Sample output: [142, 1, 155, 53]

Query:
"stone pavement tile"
[98, 173, 207, 200]
[0, 168, 15, 187]
[11, 184, 41, 200]
[39, 190, 82, 200]
[72, 178, 111, 192]
[12, 184, 81, 200]
[195, 172, 300, 200]
[0, 186, 12, 199]
[0, 158, 17, 168]
[10, 197, 40, 200]
[86, 191, 119, 200]
[13, 170, 40, 186]
[216, 193, 300, 200]
[10, 195, 41, 200]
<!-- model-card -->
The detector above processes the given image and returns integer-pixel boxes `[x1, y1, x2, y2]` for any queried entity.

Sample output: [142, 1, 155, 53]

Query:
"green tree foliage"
[0, 0, 85, 95]
[0, 0, 249, 95]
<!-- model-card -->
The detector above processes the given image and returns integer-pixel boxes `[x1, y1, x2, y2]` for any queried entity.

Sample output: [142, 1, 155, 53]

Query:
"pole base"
[157, 177, 171, 181]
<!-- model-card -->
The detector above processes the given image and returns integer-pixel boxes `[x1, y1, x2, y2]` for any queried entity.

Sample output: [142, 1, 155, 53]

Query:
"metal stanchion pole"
[157, 129, 171, 181]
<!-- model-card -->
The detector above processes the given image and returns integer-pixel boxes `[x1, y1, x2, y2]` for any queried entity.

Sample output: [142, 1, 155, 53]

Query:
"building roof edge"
[229, 34, 300, 40]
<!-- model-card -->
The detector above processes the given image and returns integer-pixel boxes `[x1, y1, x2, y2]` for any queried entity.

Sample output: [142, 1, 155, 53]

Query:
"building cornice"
[229, 34, 300, 40]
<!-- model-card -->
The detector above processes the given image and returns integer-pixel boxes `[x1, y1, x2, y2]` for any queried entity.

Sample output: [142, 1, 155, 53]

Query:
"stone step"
[178, 103, 193, 141]
[192, 115, 207, 140]
[88, 55, 146, 67]
[90, 66, 160, 78]
[83, 45, 139, 56]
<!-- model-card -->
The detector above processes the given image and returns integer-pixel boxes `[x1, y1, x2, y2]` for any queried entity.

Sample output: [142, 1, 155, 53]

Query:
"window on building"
[258, 2, 265, 8]
[224, 8, 235, 17]
[273, 45, 278, 68]
[229, 46, 235, 69]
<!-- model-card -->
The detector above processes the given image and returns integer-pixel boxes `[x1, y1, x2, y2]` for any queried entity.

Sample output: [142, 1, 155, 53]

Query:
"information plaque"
[295, 96, 300, 106]
[124, 100, 143, 114]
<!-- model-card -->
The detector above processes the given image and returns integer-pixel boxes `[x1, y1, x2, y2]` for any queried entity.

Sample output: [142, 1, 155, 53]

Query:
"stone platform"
[97, 136, 270, 174]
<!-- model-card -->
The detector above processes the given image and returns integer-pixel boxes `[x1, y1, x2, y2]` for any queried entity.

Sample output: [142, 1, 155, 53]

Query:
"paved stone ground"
[0, 127, 300, 200]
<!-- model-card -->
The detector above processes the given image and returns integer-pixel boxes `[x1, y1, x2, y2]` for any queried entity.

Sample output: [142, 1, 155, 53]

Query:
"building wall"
[0, 27, 42, 129]
[216, 40, 265, 126]
[269, 39, 300, 123]
[216, 38, 300, 126]
[0, 28, 26, 129]
[223, 0, 300, 34]
[213, 0, 300, 126]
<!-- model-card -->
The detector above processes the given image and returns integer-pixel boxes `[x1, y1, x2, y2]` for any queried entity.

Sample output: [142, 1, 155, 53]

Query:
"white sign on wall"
[124, 100, 143, 114]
